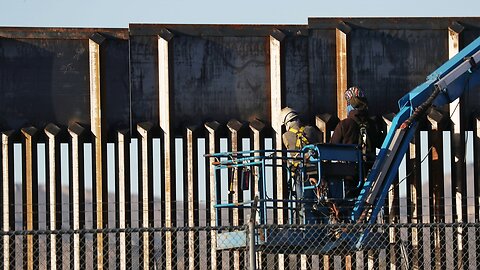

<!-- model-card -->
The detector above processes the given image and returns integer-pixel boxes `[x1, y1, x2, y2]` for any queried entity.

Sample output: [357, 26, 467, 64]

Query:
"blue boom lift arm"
[352, 36, 480, 224]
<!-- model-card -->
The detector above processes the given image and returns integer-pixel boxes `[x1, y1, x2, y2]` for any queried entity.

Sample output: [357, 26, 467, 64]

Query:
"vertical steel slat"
[473, 117, 480, 268]
[336, 22, 351, 120]
[180, 133, 188, 270]
[21, 127, 38, 270]
[2, 131, 15, 270]
[158, 30, 175, 270]
[116, 130, 131, 270]
[89, 33, 108, 270]
[205, 121, 220, 270]
[269, 33, 284, 227]
[137, 123, 154, 269]
[0, 131, 2, 269]
[427, 109, 448, 269]
[269, 33, 287, 268]
[465, 130, 476, 269]
[476, 117, 480, 270]
[473, 116, 480, 213]
[68, 123, 86, 270]
[186, 126, 199, 270]
[248, 119, 265, 269]
[408, 130, 421, 269]
[443, 131, 455, 269]
[420, 131, 432, 269]
[0, 134, 2, 269]
[227, 119, 244, 270]
[44, 124, 62, 270]
[249, 120, 265, 201]
[448, 25, 466, 269]
[399, 151, 408, 269]
[0, 134, 1, 269]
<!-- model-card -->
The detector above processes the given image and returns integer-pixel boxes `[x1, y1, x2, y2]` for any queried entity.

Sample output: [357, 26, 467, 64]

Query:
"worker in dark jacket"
[330, 86, 384, 221]
[331, 86, 383, 164]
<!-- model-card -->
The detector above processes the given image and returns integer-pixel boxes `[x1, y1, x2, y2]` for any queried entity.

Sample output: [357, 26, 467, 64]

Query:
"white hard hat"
[280, 107, 299, 126]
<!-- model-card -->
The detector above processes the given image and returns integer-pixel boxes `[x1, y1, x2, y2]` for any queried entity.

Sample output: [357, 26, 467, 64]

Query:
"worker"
[281, 107, 322, 151]
[280, 107, 322, 223]
[330, 86, 383, 168]
[330, 86, 384, 220]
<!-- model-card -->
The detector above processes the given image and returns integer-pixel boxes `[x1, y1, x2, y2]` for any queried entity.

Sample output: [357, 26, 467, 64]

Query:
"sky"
[2, 0, 480, 28]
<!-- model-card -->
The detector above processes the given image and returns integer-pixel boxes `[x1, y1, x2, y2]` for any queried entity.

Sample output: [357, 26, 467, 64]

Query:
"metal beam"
[186, 126, 200, 270]
[68, 122, 86, 270]
[227, 119, 244, 270]
[44, 123, 62, 270]
[21, 127, 39, 270]
[205, 121, 221, 270]
[336, 22, 351, 120]
[270, 33, 284, 231]
[89, 33, 108, 270]
[137, 122, 154, 269]
[476, 116, 480, 202]
[2, 130, 15, 270]
[448, 25, 466, 268]
[249, 120, 265, 197]
[158, 31, 175, 270]
[116, 129, 131, 270]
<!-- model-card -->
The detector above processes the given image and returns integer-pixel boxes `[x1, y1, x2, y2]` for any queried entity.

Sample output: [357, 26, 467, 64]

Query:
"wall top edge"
[130, 17, 480, 36]
[1, 17, 480, 39]
[308, 17, 480, 30]
[0, 27, 129, 40]
[129, 24, 309, 37]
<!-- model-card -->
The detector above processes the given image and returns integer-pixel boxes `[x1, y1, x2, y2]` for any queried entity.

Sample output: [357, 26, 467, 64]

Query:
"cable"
[387, 145, 433, 193]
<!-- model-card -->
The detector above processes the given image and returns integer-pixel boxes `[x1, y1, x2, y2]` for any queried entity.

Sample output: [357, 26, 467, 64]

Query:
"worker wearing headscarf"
[331, 86, 382, 151]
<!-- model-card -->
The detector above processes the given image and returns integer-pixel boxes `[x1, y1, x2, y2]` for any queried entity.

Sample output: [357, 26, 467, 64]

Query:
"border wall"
[0, 17, 479, 269]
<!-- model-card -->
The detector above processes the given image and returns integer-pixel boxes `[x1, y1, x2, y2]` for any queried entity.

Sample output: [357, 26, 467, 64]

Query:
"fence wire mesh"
[0, 222, 479, 269]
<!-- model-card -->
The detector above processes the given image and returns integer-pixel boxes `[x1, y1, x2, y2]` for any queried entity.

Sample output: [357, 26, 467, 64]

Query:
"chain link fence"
[1, 222, 479, 269]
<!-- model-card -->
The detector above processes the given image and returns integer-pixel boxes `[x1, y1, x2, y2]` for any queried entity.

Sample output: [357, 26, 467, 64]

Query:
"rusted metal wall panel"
[283, 34, 311, 118]
[130, 25, 311, 133]
[349, 29, 448, 117]
[0, 28, 129, 136]
[129, 34, 159, 127]
[0, 38, 90, 130]
[102, 38, 130, 137]
[172, 35, 268, 130]
[307, 29, 337, 117]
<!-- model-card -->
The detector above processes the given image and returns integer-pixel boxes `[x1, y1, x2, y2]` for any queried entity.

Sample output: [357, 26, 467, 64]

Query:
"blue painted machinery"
[207, 36, 480, 253]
